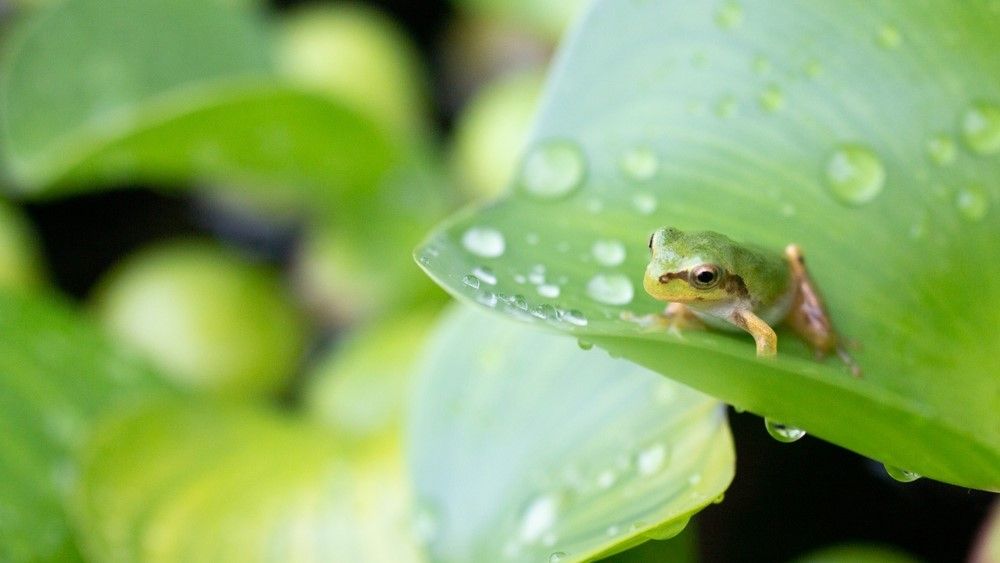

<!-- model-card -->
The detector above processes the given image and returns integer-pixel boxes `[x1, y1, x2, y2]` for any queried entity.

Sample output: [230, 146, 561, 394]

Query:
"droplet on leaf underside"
[764, 418, 806, 443]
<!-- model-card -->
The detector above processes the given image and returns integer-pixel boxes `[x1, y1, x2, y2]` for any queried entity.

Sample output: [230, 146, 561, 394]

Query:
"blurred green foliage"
[91, 240, 307, 398]
[0, 0, 995, 561]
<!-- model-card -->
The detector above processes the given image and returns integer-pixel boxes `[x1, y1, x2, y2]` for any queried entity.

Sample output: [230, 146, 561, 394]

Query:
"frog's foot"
[662, 302, 704, 337]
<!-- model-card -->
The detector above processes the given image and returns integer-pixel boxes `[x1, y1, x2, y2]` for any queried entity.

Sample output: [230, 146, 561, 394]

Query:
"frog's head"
[643, 227, 737, 304]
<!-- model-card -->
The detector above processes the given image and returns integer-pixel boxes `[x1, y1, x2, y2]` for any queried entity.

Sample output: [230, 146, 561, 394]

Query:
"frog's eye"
[689, 264, 722, 289]
[647, 233, 655, 251]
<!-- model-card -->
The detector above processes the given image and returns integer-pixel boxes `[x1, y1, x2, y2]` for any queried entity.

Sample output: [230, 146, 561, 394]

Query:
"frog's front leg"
[730, 309, 777, 357]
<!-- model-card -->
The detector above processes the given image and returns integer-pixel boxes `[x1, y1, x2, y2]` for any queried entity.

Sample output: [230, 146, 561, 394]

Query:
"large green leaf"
[408, 306, 732, 562]
[0, 291, 170, 561]
[0, 0, 400, 203]
[416, 0, 1000, 490]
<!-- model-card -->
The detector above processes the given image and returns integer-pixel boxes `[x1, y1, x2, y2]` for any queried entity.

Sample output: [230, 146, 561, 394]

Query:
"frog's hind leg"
[784, 244, 861, 377]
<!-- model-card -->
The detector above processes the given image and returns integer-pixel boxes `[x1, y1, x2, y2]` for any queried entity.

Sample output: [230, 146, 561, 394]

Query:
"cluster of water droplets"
[493, 436, 698, 561]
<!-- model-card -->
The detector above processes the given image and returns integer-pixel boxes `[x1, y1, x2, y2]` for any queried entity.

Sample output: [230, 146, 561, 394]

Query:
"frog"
[643, 227, 860, 376]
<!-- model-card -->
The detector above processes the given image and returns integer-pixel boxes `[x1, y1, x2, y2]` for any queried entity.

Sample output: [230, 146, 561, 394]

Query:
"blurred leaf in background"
[0, 199, 46, 290]
[0, 0, 401, 210]
[90, 240, 308, 399]
[0, 291, 172, 562]
[449, 70, 544, 201]
[72, 400, 422, 562]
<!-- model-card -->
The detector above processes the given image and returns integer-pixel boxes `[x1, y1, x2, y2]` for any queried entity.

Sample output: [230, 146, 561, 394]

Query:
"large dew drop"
[518, 494, 561, 544]
[586, 273, 635, 306]
[876, 24, 902, 49]
[714, 1, 743, 29]
[636, 442, 669, 476]
[461, 227, 506, 258]
[519, 139, 587, 200]
[955, 185, 989, 222]
[591, 239, 627, 267]
[619, 146, 660, 181]
[926, 135, 957, 166]
[764, 418, 806, 443]
[961, 102, 1000, 155]
[824, 144, 885, 205]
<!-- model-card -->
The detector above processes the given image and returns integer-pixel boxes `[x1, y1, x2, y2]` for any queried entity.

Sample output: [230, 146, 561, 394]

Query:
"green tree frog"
[643, 227, 859, 376]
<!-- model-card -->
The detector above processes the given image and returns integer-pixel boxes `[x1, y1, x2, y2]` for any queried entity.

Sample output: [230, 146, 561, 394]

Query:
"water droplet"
[528, 265, 546, 285]
[876, 24, 902, 49]
[549, 552, 567, 563]
[537, 284, 561, 298]
[512, 294, 528, 310]
[632, 192, 659, 215]
[586, 273, 635, 306]
[513, 274, 527, 284]
[714, 1, 743, 29]
[715, 95, 738, 118]
[518, 494, 561, 543]
[462, 227, 506, 258]
[519, 139, 587, 200]
[577, 339, 593, 350]
[803, 59, 823, 78]
[764, 418, 806, 443]
[472, 266, 497, 285]
[713, 493, 725, 504]
[619, 146, 659, 181]
[561, 309, 589, 327]
[643, 517, 690, 540]
[606, 525, 621, 537]
[687, 473, 702, 485]
[926, 135, 957, 166]
[591, 239, 627, 267]
[596, 469, 617, 489]
[412, 503, 440, 544]
[636, 442, 669, 476]
[476, 291, 498, 307]
[884, 464, 921, 483]
[462, 275, 481, 289]
[584, 197, 604, 213]
[961, 102, 1000, 155]
[824, 144, 885, 205]
[752, 55, 772, 75]
[758, 84, 784, 112]
[531, 304, 558, 320]
[955, 184, 989, 222]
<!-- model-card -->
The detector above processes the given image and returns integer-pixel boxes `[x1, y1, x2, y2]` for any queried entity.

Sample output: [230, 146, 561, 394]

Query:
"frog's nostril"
[658, 274, 670, 284]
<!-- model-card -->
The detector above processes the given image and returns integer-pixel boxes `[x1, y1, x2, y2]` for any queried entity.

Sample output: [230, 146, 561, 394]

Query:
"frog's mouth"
[644, 271, 698, 302]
